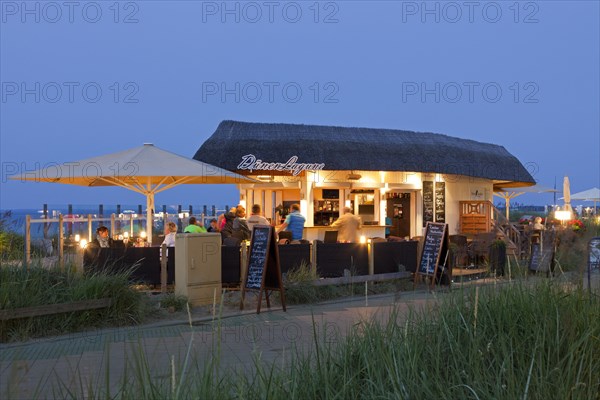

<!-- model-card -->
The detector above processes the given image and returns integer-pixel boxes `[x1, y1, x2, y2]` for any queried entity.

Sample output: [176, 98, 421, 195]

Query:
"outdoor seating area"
[82, 239, 418, 287]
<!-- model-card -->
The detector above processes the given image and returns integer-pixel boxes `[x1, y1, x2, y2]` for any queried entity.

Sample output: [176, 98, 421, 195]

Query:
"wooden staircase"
[459, 201, 526, 259]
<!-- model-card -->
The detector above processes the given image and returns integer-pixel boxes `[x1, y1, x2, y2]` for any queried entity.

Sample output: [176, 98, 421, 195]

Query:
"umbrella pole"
[147, 193, 154, 245]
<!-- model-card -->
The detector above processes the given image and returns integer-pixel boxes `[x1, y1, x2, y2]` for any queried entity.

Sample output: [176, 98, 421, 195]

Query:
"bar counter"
[303, 225, 392, 241]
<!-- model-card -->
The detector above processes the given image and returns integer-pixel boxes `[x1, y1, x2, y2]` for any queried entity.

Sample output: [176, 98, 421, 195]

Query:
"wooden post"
[87, 214, 93, 242]
[130, 214, 134, 237]
[43, 204, 48, 239]
[311, 239, 318, 273]
[67, 204, 73, 236]
[59, 214, 64, 271]
[110, 213, 116, 237]
[240, 242, 248, 285]
[161, 243, 168, 293]
[368, 240, 374, 275]
[24, 215, 31, 270]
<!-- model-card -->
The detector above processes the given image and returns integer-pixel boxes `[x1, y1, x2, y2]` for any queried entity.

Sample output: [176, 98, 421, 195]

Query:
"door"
[387, 194, 411, 238]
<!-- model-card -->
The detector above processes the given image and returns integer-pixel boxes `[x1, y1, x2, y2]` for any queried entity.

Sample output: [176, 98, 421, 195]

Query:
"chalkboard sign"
[588, 237, 600, 269]
[528, 242, 553, 273]
[240, 225, 286, 313]
[416, 223, 449, 286]
[423, 181, 434, 227]
[529, 243, 541, 271]
[245, 226, 270, 289]
[435, 182, 445, 223]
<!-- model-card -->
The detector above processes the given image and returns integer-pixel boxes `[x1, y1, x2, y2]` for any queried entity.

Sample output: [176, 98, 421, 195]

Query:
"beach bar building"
[194, 120, 535, 242]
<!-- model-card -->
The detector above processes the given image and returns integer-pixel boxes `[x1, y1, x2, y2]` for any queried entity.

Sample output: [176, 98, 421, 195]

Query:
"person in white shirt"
[247, 204, 270, 235]
[331, 207, 362, 243]
[160, 222, 177, 257]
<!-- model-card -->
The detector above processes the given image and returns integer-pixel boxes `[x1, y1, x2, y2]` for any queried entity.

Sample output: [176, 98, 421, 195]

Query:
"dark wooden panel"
[221, 245, 241, 285]
[316, 243, 368, 278]
[373, 241, 418, 274]
[278, 243, 311, 273]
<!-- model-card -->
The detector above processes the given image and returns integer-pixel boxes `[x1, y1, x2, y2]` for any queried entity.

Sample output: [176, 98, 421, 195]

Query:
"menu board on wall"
[435, 182, 446, 223]
[422, 181, 434, 227]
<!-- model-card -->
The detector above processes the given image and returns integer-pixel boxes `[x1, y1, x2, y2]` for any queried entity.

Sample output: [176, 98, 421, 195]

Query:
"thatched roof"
[193, 120, 535, 184]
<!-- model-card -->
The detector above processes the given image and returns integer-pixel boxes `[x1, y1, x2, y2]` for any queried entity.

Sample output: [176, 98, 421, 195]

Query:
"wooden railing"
[490, 204, 525, 258]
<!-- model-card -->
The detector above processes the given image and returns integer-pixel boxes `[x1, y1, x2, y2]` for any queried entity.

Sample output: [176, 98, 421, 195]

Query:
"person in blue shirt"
[277, 203, 305, 240]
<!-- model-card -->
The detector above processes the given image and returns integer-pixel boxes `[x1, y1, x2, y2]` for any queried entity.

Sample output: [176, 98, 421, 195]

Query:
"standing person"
[220, 207, 237, 230]
[91, 226, 114, 248]
[247, 204, 270, 233]
[331, 207, 362, 243]
[277, 203, 305, 241]
[220, 211, 236, 240]
[184, 216, 207, 233]
[160, 222, 177, 257]
[232, 205, 251, 240]
[162, 222, 178, 247]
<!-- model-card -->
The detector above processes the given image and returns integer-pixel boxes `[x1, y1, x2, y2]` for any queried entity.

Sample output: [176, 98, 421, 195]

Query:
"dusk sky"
[1, 0, 599, 210]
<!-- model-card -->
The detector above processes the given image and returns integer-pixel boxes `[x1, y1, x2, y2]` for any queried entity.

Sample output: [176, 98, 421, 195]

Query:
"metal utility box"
[174, 233, 221, 306]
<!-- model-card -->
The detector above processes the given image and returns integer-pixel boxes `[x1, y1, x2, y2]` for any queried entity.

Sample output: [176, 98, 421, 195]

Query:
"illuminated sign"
[237, 154, 325, 176]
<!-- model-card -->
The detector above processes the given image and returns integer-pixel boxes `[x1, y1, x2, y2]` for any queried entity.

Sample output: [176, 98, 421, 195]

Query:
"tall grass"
[51, 280, 599, 399]
[0, 263, 150, 342]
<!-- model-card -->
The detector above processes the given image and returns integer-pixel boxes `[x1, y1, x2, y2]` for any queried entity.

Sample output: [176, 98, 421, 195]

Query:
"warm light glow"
[555, 210, 572, 221]
[140, 231, 147, 239]
[79, 239, 87, 249]
[123, 231, 129, 238]
[74, 234, 80, 242]
[238, 199, 247, 209]
[405, 172, 419, 185]
[345, 199, 352, 208]
[360, 235, 367, 244]
[118, 234, 124, 240]
[300, 200, 308, 219]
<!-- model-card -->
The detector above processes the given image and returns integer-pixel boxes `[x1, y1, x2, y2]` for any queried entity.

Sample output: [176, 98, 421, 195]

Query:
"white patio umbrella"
[11, 143, 256, 244]
[566, 187, 600, 213]
[563, 176, 572, 212]
[494, 184, 557, 220]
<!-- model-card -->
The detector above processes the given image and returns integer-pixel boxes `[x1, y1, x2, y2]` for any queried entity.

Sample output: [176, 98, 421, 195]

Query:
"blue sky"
[1, 0, 599, 210]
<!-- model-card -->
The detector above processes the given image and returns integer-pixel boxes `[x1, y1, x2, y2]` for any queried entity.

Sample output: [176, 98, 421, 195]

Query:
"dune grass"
[46, 279, 600, 400]
[0, 263, 151, 342]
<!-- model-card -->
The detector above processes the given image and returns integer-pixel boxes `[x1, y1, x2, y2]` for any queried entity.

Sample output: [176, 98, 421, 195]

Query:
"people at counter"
[184, 216, 207, 233]
[247, 204, 270, 232]
[277, 203, 305, 241]
[331, 207, 362, 242]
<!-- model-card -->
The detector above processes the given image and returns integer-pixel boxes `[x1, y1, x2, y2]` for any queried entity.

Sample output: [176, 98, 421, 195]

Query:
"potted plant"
[489, 239, 507, 277]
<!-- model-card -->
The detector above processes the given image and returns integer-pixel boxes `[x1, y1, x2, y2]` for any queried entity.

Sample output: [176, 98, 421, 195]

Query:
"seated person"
[206, 218, 220, 232]
[233, 205, 251, 241]
[84, 226, 114, 267]
[184, 216, 207, 233]
[91, 226, 114, 248]
[532, 216, 545, 230]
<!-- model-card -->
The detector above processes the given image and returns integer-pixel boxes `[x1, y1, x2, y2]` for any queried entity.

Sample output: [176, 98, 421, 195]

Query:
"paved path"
[2, 270, 598, 399]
